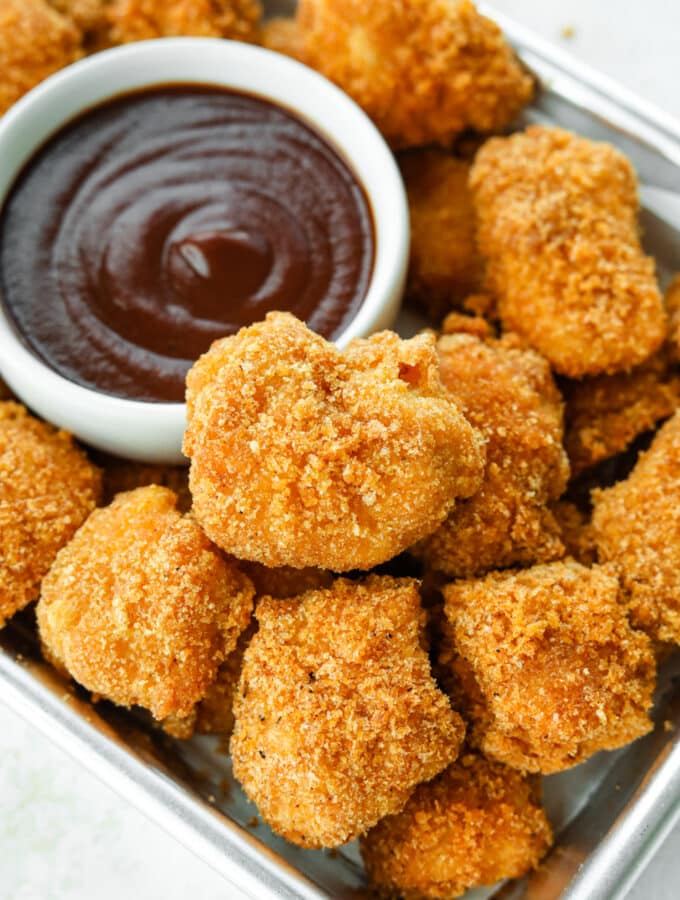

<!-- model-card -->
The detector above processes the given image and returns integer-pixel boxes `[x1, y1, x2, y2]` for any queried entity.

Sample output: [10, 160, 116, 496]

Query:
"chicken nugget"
[231, 576, 464, 848]
[592, 410, 680, 643]
[239, 561, 332, 599]
[415, 329, 569, 577]
[0, 403, 101, 628]
[550, 501, 597, 567]
[107, 0, 261, 43]
[37, 486, 254, 722]
[440, 560, 655, 774]
[399, 150, 483, 321]
[470, 126, 667, 377]
[295, 0, 533, 149]
[260, 16, 301, 58]
[665, 275, 680, 363]
[0, 0, 83, 115]
[184, 313, 485, 571]
[47, 0, 109, 45]
[360, 752, 552, 899]
[561, 350, 680, 476]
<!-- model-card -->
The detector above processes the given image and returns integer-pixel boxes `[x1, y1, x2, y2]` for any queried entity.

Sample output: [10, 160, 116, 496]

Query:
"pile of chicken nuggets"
[2, 1, 680, 897]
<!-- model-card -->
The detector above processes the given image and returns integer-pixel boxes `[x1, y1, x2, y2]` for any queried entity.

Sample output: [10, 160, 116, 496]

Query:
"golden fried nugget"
[665, 275, 680, 363]
[399, 150, 483, 321]
[98, 454, 191, 511]
[107, 0, 261, 43]
[360, 753, 552, 899]
[415, 329, 569, 577]
[593, 411, 680, 643]
[296, 0, 533, 149]
[561, 350, 680, 476]
[231, 576, 464, 848]
[441, 561, 655, 774]
[184, 313, 484, 571]
[470, 126, 667, 377]
[38, 486, 254, 721]
[47, 0, 109, 35]
[260, 16, 302, 58]
[0, 0, 83, 115]
[0, 403, 101, 628]
[551, 501, 597, 567]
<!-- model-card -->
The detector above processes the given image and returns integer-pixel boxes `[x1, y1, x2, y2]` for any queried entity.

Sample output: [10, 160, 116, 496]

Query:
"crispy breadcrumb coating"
[470, 126, 667, 376]
[107, 0, 261, 43]
[399, 150, 483, 321]
[551, 501, 597, 567]
[593, 411, 680, 643]
[260, 16, 301, 58]
[98, 454, 191, 512]
[295, 0, 533, 149]
[184, 313, 484, 571]
[665, 275, 680, 363]
[0, 0, 83, 115]
[0, 403, 101, 628]
[561, 350, 680, 476]
[231, 576, 464, 848]
[37, 486, 254, 721]
[47, 0, 110, 46]
[360, 753, 552, 899]
[441, 561, 655, 774]
[415, 329, 569, 577]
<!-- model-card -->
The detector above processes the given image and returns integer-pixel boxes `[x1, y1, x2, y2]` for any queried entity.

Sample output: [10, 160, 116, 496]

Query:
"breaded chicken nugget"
[593, 411, 680, 643]
[107, 0, 261, 43]
[48, 0, 112, 50]
[231, 576, 464, 848]
[360, 752, 552, 899]
[38, 486, 254, 721]
[296, 0, 533, 149]
[0, 403, 101, 628]
[440, 561, 655, 774]
[0, 0, 83, 115]
[551, 501, 597, 567]
[470, 126, 667, 377]
[561, 350, 680, 476]
[399, 150, 483, 321]
[184, 313, 484, 571]
[415, 329, 569, 577]
[260, 16, 301, 58]
[665, 275, 680, 363]
[239, 561, 333, 599]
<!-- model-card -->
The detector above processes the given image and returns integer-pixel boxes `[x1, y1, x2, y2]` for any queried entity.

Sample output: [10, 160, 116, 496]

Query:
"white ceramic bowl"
[0, 39, 408, 463]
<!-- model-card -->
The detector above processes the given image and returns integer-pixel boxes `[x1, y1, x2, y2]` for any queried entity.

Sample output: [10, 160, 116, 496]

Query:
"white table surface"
[2, 2, 679, 898]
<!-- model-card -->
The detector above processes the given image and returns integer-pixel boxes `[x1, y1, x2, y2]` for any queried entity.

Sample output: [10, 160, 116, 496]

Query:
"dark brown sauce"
[0, 86, 375, 402]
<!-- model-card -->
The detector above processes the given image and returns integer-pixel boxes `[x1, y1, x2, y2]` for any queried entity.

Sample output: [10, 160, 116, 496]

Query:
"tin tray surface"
[2, 4, 680, 899]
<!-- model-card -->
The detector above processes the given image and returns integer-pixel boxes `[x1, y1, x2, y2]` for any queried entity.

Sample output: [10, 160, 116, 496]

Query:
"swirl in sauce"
[0, 86, 375, 402]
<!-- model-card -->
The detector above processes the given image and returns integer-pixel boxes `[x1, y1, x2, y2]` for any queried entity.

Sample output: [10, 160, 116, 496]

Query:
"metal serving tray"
[2, 4, 680, 899]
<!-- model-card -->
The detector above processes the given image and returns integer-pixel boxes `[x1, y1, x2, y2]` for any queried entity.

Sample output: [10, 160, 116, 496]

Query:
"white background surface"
[2, 2, 680, 899]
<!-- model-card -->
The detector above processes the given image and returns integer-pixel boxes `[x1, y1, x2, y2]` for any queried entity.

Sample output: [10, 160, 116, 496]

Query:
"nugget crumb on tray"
[415, 328, 569, 577]
[360, 752, 553, 899]
[107, 0, 261, 43]
[38, 486, 254, 722]
[0, 0, 83, 114]
[0, 403, 102, 628]
[184, 312, 484, 572]
[470, 126, 667, 376]
[399, 150, 482, 321]
[231, 576, 464, 848]
[593, 410, 680, 644]
[440, 560, 655, 774]
[295, 0, 533, 148]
